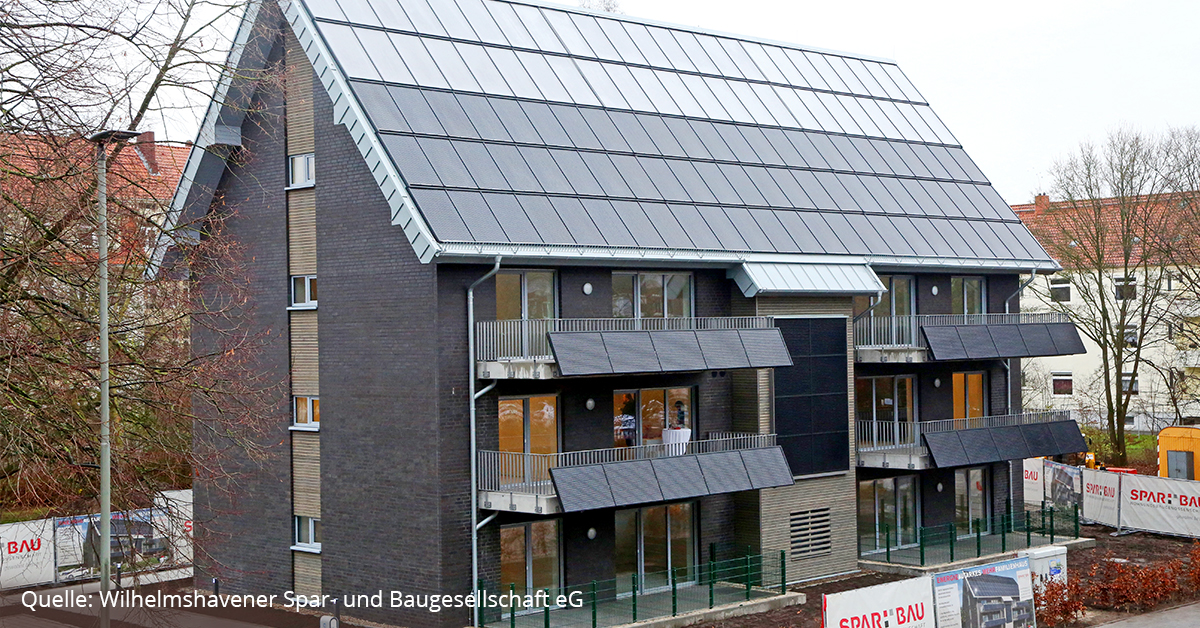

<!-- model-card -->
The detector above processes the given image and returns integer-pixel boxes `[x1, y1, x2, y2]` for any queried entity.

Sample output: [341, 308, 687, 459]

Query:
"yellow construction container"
[1158, 426, 1200, 479]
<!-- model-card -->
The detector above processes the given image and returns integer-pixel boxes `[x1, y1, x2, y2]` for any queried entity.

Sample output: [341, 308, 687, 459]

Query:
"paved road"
[1100, 602, 1200, 627]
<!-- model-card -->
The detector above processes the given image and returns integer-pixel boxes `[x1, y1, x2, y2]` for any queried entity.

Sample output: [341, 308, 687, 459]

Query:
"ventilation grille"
[790, 508, 833, 558]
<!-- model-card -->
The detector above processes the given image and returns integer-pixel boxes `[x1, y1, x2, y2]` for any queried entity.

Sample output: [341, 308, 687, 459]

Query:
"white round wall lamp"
[585, 398, 596, 411]
[582, 282, 593, 295]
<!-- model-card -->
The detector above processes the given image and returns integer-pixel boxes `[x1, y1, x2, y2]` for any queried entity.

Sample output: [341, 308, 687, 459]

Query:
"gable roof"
[175, 0, 1057, 271]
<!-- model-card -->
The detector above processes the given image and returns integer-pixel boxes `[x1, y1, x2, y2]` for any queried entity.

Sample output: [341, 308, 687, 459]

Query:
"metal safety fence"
[861, 504, 1080, 567]
[479, 550, 789, 627]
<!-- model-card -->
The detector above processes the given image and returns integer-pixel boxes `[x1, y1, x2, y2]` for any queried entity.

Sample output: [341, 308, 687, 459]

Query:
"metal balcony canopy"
[729, 262, 885, 297]
[550, 447, 794, 512]
[241, 0, 1063, 269]
[548, 328, 792, 376]
[921, 322, 1086, 360]
[922, 420, 1087, 468]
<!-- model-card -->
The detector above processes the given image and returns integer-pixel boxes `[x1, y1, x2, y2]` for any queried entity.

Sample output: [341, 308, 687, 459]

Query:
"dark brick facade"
[192, 28, 294, 596]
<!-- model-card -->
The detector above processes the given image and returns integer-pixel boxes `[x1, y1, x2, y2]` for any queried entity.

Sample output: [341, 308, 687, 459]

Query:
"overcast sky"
[596, 0, 1200, 205]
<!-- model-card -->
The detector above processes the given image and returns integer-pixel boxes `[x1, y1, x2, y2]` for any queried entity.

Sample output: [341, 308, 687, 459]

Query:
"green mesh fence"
[480, 551, 789, 628]
[861, 504, 1080, 566]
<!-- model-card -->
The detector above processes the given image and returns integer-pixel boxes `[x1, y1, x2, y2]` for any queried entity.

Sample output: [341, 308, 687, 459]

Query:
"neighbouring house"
[169, 0, 1090, 625]
[1015, 193, 1200, 433]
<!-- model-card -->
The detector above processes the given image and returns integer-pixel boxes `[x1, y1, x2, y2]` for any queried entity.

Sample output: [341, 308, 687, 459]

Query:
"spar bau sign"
[6, 538, 42, 555]
[1129, 487, 1200, 508]
[824, 576, 934, 628]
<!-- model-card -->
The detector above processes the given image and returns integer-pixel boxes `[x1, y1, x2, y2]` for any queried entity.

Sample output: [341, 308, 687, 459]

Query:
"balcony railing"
[853, 312, 1071, 348]
[475, 316, 774, 362]
[856, 410, 1072, 454]
[478, 433, 775, 497]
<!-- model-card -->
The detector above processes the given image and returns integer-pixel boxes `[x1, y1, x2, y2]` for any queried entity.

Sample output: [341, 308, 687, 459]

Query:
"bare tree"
[1028, 129, 1182, 464]
[579, 0, 623, 13]
[0, 0, 283, 542]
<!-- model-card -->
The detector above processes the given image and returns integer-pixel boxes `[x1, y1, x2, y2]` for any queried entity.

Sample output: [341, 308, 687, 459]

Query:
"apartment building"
[170, 1, 1089, 625]
[1015, 193, 1200, 430]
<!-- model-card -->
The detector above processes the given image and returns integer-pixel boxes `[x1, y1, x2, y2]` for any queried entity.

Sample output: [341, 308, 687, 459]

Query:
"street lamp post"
[87, 129, 139, 628]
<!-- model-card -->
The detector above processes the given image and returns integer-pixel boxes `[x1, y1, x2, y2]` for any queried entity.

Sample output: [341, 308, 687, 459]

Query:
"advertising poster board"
[1044, 460, 1082, 510]
[823, 576, 934, 628]
[933, 557, 1035, 628]
[1023, 458, 1044, 504]
[1122, 473, 1200, 537]
[1082, 468, 1121, 527]
[0, 519, 55, 590]
[154, 489, 193, 564]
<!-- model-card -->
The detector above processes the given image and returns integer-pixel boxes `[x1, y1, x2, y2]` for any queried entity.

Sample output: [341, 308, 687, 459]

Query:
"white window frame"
[1051, 372, 1073, 397]
[292, 515, 321, 552]
[1114, 275, 1137, 301]
[290, 275, 317, 309]
[613, 271, 695, 319]
[287, 153, 315, 189]
[1049, 277, 1071, 303]
[291, 395, 319, 430]
[1121, 372, 1139, 395]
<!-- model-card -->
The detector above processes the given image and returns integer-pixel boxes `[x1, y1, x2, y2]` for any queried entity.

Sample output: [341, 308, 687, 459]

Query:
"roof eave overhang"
[433, 242, 1061, 273]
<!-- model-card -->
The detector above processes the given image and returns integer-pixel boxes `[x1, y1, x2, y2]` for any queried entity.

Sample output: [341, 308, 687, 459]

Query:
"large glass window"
[613, 272, 692, 318]
[613, 388, 692, 448]
[497, 270, 555, 320]
[615, 503, 695, 594]
[853, 275, 914, 317]
[857, 476, 919, 552]
[500, 520, 560, 612]
[855, 375, 916, 447]
[952, 372, 986, 421]
[954, 467, 989, 536]
[498, 396, 558, 486]
[951, 276, 985, 316]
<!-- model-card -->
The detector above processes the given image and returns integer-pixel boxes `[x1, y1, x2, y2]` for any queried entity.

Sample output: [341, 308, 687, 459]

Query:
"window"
[854, 275, 914, 318]
[613, 388, 692, 448]
[1166, 272, 1179, 291]
[1050, 277, 1071, 302]
[955, 467, 990, 536]
[1115, 276, 1136, 300]
[500, 521, 560, 610]
[951, 276, 986, 315]
[288, 153, 315, 188]
[1051, 372, 1073, 396]
[293, 396, 320, 428]
[791, 508, 833, 558]
[1121, 372, 1139, 395]
[293, 515, 321, 550]
[496, 270, 555, 320]
[291, 275, 317, 308]
[613, 272, 692, 318]
[1121, 325, 1139, 348]
[952, 372, 987, 420]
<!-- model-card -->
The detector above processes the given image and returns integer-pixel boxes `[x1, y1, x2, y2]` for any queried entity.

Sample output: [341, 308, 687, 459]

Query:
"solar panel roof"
[274, 0, 1056, 268]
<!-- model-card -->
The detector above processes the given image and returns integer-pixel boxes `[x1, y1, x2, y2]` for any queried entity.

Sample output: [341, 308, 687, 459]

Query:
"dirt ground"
[692, 524, 1200, 628]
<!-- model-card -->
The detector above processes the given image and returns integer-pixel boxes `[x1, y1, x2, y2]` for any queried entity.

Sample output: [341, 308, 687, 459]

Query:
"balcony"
[852, 312, 1075, 363]
[478, 433, 781, 514]
[475, 316, 778, 379]
[855, 410, 1073, 469]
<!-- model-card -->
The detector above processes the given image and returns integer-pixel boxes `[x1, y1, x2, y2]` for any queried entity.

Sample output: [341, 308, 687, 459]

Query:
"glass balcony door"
[952, 372, 986, 428]
[498, 396, 558, 488]
[955, 467, 990, 537]
[613, 388, 692, 450]
[857, 476, 919, 552]
[951, 276, 986, 318]
[501, 520, 561, 613]
[854, 275, 915, 345]
[615, 503, 695, 595]
[496, 270, 556, 358]
[855, 375, 916, 447]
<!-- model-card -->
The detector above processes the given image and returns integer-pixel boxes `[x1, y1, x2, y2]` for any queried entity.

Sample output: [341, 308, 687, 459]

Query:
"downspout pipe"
[1003, 269, 1038, 413]
[469, 257, 501, 628]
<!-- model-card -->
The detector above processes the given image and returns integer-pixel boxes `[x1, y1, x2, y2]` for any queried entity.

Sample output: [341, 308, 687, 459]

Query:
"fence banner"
[1122, 473, 1200, 537]
[1044, 460, 1082, 510]
[54, 507, 174, 583]
[933, 557, 1034, 628]
[1022, 458, 1044, 504]
[823, 575, 934, 628]
[0, 519, 55, 589]
[1082, 468, 1121, 527]
[154, 489, 193, 564]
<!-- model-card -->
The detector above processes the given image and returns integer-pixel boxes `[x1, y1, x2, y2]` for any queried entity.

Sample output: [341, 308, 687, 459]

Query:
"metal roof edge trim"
[282, 0, 442, 263]
[149, 0, 267, 278]
[499, 0, 899, 65]
[433, 242, 1061, 271]
[729, 262, 885, 298]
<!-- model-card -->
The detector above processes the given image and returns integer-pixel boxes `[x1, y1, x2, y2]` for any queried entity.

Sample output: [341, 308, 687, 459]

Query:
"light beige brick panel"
[290, 310, 319, 396]
[293, 431, 320, 518]
[293, 551, 321, 598]
[288, 188, 316, 276]
[285, 32, 314, 155]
